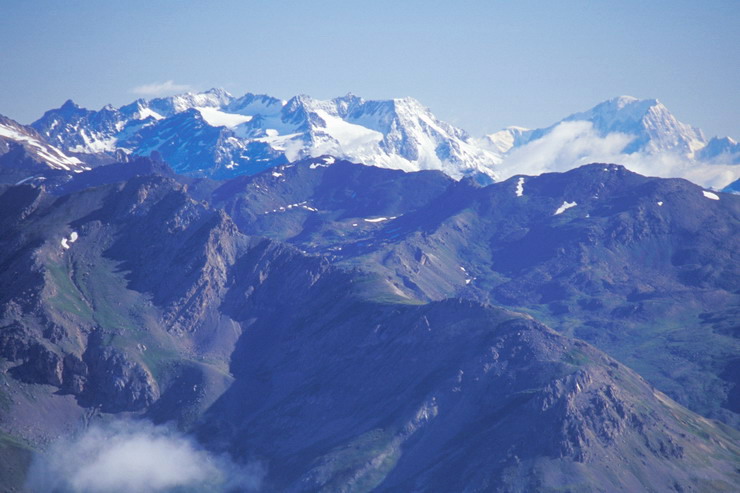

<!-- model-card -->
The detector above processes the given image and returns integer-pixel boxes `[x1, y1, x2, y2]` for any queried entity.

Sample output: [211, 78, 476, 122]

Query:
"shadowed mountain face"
[199, 298, 739, 492]
[208, 158, 740, 428]
[0, 157, 738, 491]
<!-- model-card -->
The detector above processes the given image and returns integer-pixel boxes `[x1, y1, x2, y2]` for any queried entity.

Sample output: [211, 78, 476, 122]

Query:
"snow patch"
[272, 171, 283, 178]
[261, 201, 318, 215]
[15, 175, 38, 185]
[364, 217, 396, 223]
[702, 190, 720, 200]
[136, 108, 164, 121]
[554, 201, 577, 215]
[0, 123, 84, 170]
[657, 201, 664, 206]
[515, 177, 525, 197]
[60, 231, 79, 250]
[197, 107, 252, 128]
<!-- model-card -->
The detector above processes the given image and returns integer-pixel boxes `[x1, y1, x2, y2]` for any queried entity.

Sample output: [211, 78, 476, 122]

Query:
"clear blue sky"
[0, 0, 737, 138]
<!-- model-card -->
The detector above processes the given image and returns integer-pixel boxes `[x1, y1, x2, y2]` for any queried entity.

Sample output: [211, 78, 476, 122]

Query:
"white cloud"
[131, 80, 192, 97]
[496, 121, 740, 189]
[495, 121, 633, 179]
[26, 420, 264, 493]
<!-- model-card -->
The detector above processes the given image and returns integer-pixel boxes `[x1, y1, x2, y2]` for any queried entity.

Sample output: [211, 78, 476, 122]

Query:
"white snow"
[364, 217, 390, 223]
[702, 190, 720, 200]
[309, 156, 336, 169]
[60, 231, 79, 250]
[657, 201, 664, 206]
[272, 171, 283, 178]
[515, 177, 525, 197]
[554, 201, 577, 215]
[15, 175, 37, 185]
[261, 201, 318, 215]
[0, 123, 84, 171]
[136, 108, 164, 121]
[196, 107, 252, 128]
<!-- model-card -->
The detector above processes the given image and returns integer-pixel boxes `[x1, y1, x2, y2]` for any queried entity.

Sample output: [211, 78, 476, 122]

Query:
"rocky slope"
[0, 158, 738, 491]
[208, 158, 740, 429]
[199, 295, 739, 492]
[0, 115, 89, 185]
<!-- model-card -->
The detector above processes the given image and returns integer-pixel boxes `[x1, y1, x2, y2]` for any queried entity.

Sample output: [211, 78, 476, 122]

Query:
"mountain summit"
[16, 91, 739, 188]
[31, 89, 501, 182]
[485, 96, 706, 156]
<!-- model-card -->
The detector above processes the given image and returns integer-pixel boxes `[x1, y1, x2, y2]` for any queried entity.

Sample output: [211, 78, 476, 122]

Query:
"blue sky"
[0, 0, 738, 138]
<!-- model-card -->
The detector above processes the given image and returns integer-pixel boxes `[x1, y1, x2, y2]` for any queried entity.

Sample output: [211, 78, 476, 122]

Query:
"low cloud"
[26, 420, 263, 493]
[496, 121, 739, 189]
[131, 80, 192, 97]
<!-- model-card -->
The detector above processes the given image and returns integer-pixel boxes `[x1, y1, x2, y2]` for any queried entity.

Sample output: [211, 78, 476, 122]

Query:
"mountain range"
[0, 149, 738, 491]
[1, 89, 740, 491]
[6, 89, 736, 189]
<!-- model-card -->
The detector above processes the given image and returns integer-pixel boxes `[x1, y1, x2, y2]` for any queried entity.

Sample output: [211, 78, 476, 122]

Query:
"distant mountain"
[723, 178, 740, 194]
[31, 89, 501, 182]
[25, 91, 739, 188]
[698, 136, 740, 164]
[481, 96, 739, 189]
[0, 114, 89, 185]
[483, 96, 707, 155]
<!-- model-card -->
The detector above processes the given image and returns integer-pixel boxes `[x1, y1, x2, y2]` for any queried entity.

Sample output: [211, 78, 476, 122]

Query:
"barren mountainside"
[0, 151, 738, 491]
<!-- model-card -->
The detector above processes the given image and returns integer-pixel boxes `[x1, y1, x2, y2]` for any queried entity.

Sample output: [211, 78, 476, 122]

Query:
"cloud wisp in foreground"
[26, 419, 263, 493]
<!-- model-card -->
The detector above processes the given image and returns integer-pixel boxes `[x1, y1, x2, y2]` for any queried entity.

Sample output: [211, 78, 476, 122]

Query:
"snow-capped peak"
[559, 96, 705, 154]
[485, 96, 708, 158]
[0, 115, 86, 171]
[25, 90, 738, 188]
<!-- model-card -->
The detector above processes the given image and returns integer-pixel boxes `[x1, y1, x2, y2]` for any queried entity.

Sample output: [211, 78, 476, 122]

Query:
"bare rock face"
[61, 353, 88, 395]
[0, 159, 738, 491]
[10, 343, 63, 387]
[80, 333, 159, 412]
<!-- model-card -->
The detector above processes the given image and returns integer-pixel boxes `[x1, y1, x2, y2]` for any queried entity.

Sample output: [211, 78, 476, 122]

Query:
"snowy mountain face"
[485, 96, 707, 156]
[697, 136, 740, 164]
[26, 91, 738, 187]
[480, 96, 738, 188]
[32, 89, 501, 182]
[0, 114, 88, 175]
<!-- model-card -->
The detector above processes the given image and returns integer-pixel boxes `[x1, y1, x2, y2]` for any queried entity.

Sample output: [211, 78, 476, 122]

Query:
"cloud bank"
[495, 121, 739, 189]
[26, 420, 263, 493]
[131, 80, 192, 97]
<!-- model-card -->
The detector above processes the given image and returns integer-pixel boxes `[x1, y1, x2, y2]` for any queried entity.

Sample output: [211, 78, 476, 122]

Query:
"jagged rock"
[81, 334, 159, 412]
[11, 343, 63, 386]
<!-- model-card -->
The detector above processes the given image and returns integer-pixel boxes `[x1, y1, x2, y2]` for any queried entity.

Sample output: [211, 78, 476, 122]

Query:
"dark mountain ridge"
[192, 158, 740, 428]
[0, 156, 738, 491]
